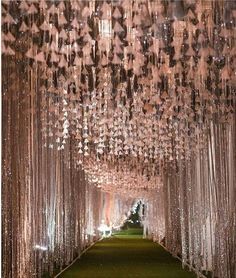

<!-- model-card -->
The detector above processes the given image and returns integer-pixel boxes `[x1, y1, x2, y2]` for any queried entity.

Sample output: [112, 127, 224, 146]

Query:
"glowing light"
[98, 220, 112, 237]
[34, 245, 48, 251]
[99, 19, 112, 38]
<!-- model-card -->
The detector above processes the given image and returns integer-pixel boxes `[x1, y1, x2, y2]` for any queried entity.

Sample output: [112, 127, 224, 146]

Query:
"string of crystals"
[3, 0, 235, 182]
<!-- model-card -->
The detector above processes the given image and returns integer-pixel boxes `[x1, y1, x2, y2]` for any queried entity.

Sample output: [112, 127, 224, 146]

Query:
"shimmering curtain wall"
[2, 66, 133, 277]
[2, 59, 133, 276]
[2, 0, 236, 278]
[145, 120, 236, 278]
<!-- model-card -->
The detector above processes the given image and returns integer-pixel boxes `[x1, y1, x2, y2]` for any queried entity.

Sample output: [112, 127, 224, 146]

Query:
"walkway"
[59, 229, 196, 278]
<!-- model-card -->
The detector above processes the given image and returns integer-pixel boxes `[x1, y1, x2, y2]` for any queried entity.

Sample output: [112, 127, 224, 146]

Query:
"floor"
[60, 230, 197, 278]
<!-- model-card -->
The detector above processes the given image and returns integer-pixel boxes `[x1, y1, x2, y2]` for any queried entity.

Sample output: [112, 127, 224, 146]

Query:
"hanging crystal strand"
[82, 106, 89, 159]
[207, 124, 216, 272]
[2, 14, 9, 275]
[26, 6, 38, 275]
[7, 30, 16, 278]
[178, 157, 188, 268]
[230, 112, 236, 276]
[184, 157, 192, 270]
[212, 119, 220, 277]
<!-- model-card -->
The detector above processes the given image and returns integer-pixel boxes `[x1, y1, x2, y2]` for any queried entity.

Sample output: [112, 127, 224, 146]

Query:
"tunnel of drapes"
[2, 1, 236, 278]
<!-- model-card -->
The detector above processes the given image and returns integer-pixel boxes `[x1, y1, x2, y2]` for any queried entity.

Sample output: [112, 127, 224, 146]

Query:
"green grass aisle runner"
[60, 229, 196, 278]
